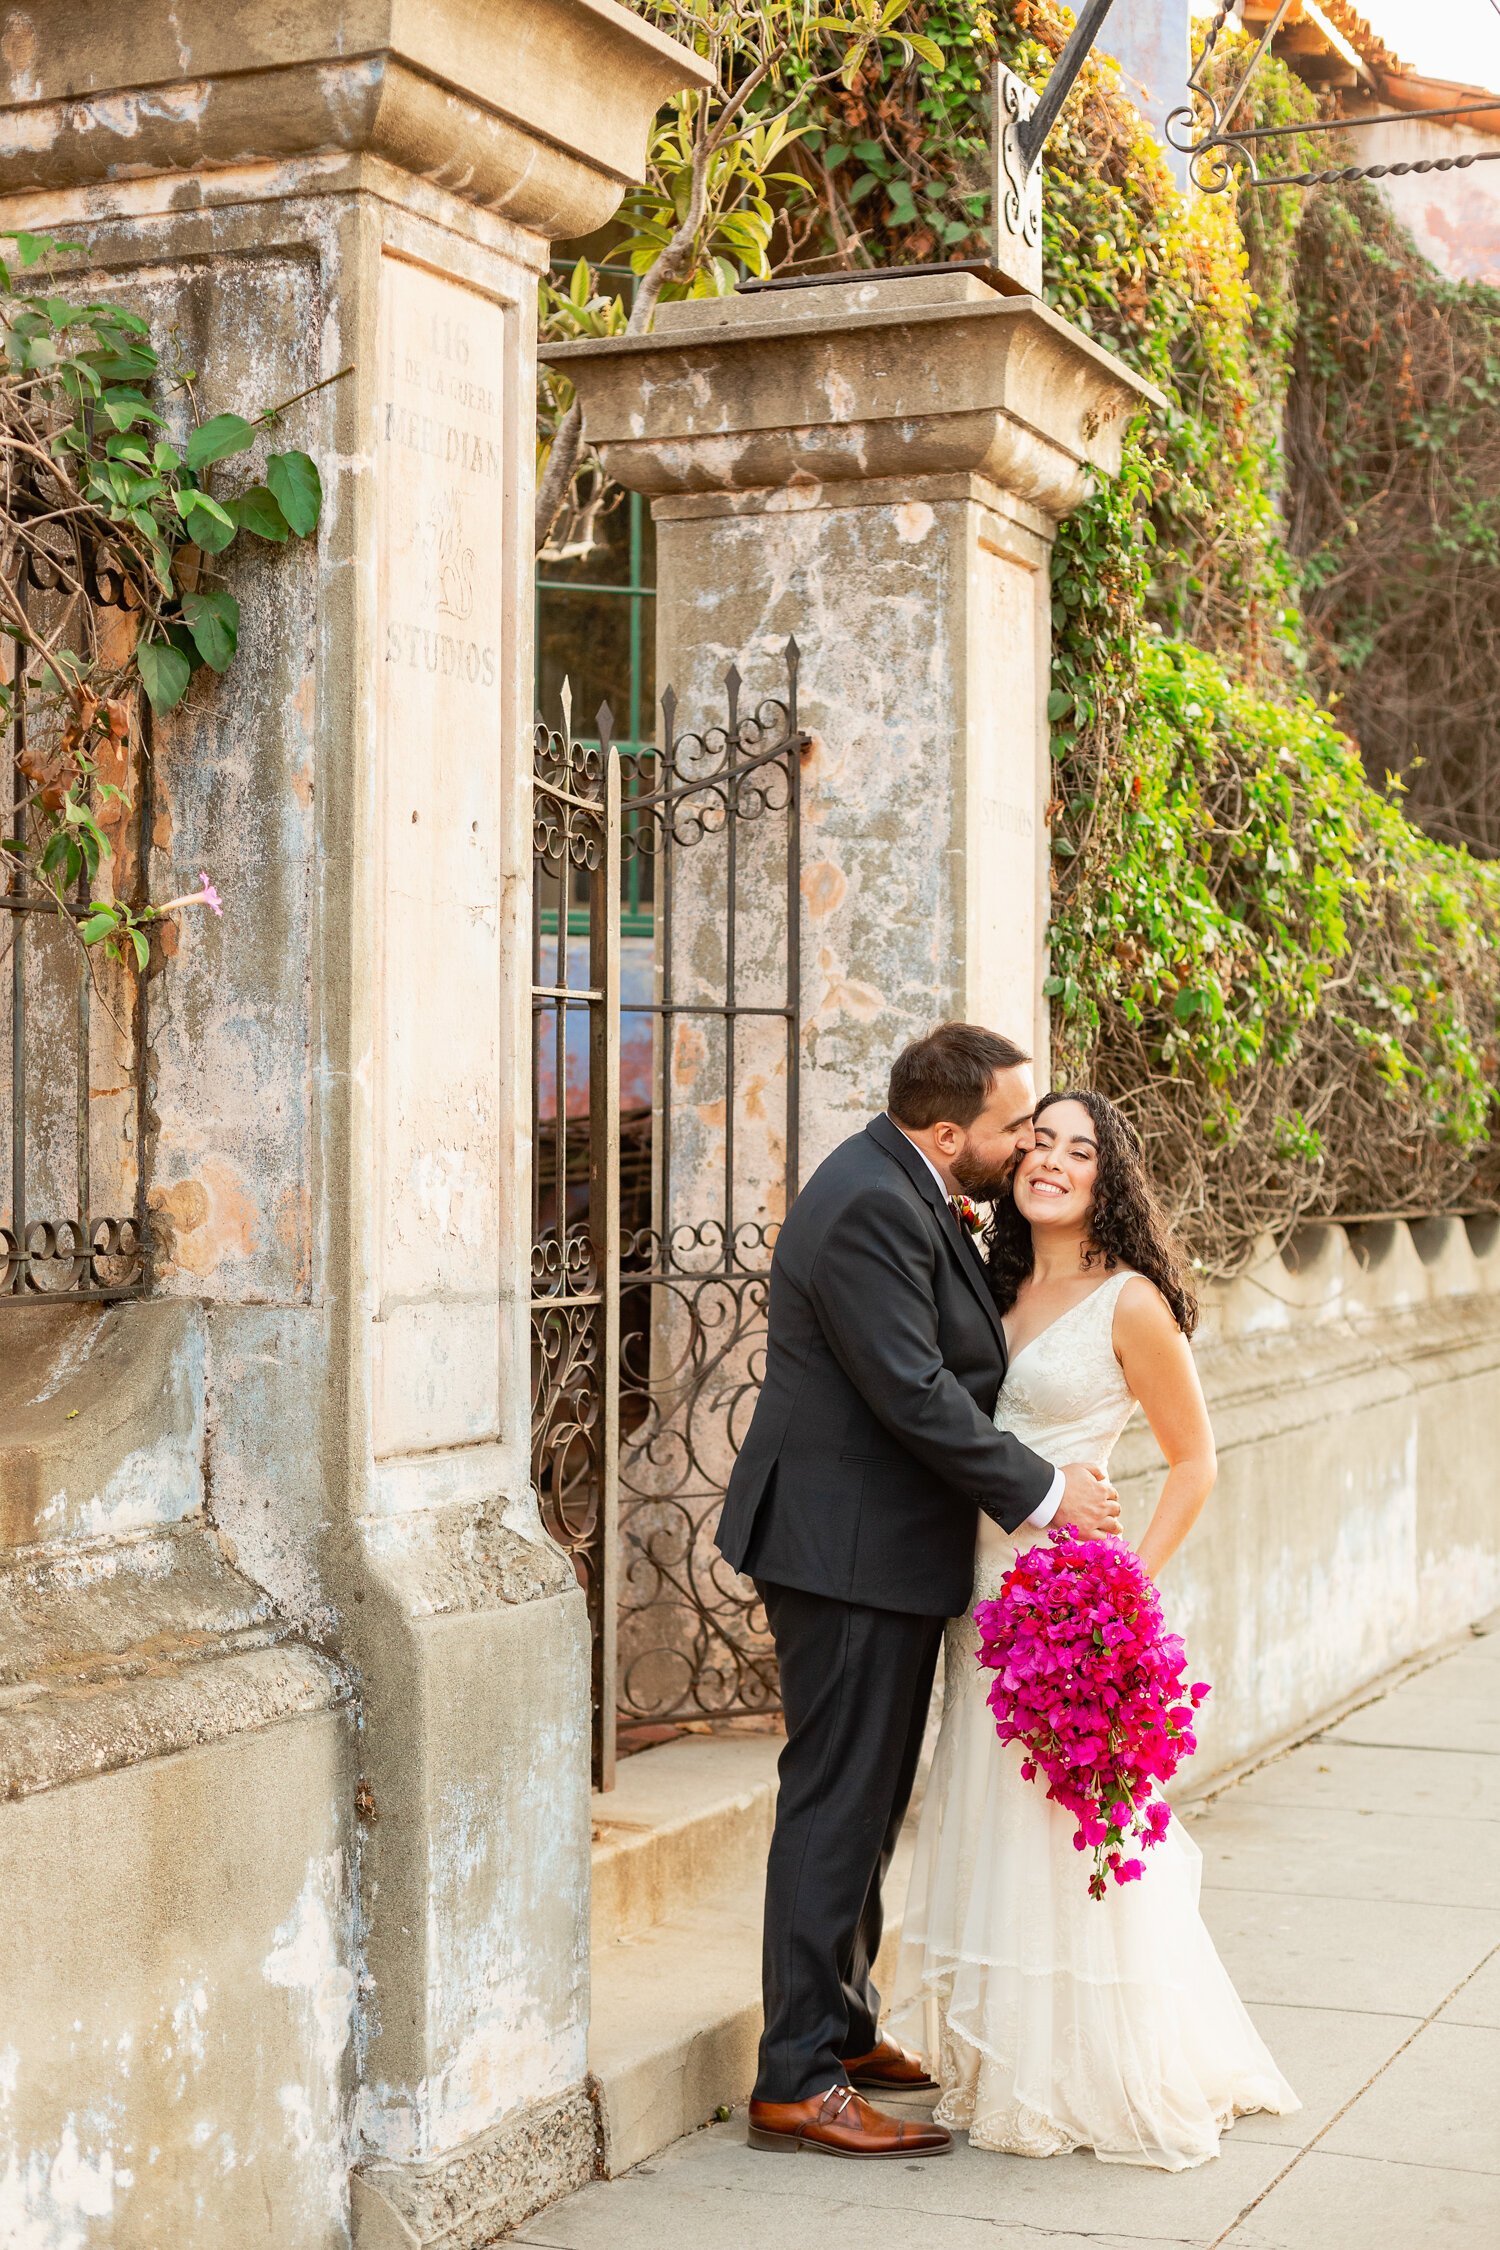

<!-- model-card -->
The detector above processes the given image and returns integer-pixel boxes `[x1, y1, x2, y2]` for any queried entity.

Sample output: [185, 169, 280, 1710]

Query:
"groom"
[716, 1023, 1123, 2159]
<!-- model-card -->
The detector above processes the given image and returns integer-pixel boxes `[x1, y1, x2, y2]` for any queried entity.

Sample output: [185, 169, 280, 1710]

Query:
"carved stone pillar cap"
[0, 0, 711, 239]
[545, 270, 1166, 518]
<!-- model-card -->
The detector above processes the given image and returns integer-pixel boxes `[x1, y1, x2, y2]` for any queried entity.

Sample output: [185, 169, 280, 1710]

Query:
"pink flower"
[974, 1528, 1211, 1902]
[152, 870, 224, 920]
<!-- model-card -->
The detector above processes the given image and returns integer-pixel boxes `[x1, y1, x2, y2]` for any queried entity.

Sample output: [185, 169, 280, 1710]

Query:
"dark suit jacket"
[715, 1114, 1056, 1617]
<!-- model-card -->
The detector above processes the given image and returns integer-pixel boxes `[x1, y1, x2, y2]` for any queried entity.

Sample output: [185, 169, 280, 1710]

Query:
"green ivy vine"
[1, 229, 336, 966]
[789, 1, 1500, 1265]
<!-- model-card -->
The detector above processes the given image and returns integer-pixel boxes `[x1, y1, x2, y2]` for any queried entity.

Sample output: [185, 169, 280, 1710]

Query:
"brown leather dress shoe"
[840, 2034, 938, 2093]
[747, 2085, 951, 2159]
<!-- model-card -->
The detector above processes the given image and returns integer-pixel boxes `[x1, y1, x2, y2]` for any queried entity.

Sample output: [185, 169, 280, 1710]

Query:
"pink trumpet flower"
[154, 871, 223, 918]
[975, 1529, 1211, 1901]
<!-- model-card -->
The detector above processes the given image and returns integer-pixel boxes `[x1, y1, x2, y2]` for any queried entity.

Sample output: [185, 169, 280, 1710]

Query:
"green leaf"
[80, 909, 121, 945]
[228, 484, 290, 541]
[136, 639, 193, 712]
[185, 412, 255, 472]
[182, 587, 240, 672]
[5, 230, 83, 269]
[265, 449, 322, 537]
[130, 927, 150, 970]
[178, 487, 237, 554]
[36, 648, 82, 694]
[101, 387, 166, 432]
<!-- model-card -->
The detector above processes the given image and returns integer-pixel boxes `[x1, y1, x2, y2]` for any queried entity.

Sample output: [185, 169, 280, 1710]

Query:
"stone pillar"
[0, 6, 706, 2246]
[548, 273, 1158, 1166]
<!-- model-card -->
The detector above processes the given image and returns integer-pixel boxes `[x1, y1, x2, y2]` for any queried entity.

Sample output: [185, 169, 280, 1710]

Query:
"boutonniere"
[950, 1193, 984, 1236]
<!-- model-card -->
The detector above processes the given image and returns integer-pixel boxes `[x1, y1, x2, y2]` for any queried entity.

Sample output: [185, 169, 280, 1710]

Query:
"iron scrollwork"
[528, 646, 807, 1770]
[614, 644, 806, 1732]
[4, 524, 150, 1305]
[1167, 2, 1500, 197]
[530, 685, 621, 1782]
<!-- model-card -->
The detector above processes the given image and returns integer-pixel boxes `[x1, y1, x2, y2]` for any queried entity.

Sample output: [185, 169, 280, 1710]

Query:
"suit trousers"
[754, 1577, 946, 2103]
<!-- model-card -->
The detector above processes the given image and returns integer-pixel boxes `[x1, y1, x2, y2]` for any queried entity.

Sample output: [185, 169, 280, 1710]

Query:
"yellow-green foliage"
[992, 2, 1500, 1265]
[603, 1, 1500, 1264]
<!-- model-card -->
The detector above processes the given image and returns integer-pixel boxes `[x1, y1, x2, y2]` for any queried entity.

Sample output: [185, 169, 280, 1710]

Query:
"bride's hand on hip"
[1054, 1462, 1122, 1539]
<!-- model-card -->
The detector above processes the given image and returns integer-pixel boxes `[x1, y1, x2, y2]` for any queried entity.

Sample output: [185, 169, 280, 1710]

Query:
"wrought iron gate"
[530, 646, 804, 1782]
[4, 538, 150, 1302]
[530, 688, 620, 1780]
[615, 649, 803, 1739]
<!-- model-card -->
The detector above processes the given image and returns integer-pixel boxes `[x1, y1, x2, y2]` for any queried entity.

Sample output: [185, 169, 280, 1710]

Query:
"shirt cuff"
[1026, 1467, 1065, 1530]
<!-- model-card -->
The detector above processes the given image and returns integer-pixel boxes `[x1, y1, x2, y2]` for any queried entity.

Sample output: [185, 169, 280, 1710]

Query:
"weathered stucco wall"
[1125, 1215, 1500, 1776]
[0, 170, 592, 2248]
[649, 479, 1058, 1169]
[0, 1304, 358, 2249]
[1347, 106, 1500, 287]
[2, 1708, 356, 2248]
[0, 6, 709, 2247]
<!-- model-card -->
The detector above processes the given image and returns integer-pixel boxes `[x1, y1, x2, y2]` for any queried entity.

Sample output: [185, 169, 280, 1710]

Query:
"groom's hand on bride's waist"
[1053, 1463, 1122, 1539]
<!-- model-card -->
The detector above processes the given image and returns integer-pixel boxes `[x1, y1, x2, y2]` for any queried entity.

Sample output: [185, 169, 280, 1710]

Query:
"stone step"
[590, 1732, 783, 1948]
[587, 1731, 915, 2177]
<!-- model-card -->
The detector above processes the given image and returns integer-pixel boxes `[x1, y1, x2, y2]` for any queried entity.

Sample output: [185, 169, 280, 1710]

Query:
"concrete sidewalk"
[514, 1621, 1500, 2250]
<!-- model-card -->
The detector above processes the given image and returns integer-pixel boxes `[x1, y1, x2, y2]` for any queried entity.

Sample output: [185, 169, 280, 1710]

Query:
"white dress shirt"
[892, 1121, 1063, 1530]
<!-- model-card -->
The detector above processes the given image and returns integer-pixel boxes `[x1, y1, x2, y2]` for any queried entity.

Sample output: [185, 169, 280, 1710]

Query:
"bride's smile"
[1012, 1103, 1100, 1230]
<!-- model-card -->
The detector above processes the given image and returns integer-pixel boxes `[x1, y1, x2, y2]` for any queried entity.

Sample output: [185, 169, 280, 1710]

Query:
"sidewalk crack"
[1206, 1941, 1500, 2248]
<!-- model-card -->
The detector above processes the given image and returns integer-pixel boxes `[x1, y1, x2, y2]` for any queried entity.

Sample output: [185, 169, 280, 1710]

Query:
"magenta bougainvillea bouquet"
[974, 1531, 1211, 1901]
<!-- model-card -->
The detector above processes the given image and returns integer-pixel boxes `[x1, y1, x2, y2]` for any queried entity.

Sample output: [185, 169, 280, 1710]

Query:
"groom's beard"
[949, 1146, 1020, 1204]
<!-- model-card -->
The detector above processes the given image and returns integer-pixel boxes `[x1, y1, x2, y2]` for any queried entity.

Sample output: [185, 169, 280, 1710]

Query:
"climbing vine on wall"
[1012, 9, 1500, 1266]
[595, 2, 1500, 1271]
[1287, 184, 1500, 857]
[0, 230, 333, 969]
[796, 2, 1500, 1270]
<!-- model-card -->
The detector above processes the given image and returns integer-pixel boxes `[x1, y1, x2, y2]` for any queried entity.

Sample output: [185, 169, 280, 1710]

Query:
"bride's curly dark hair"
[985, 1088, 1199, 1336]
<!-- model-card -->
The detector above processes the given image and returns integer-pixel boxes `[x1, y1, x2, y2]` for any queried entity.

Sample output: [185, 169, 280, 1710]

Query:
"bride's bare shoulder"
[1111, 1273, 1187, 1361]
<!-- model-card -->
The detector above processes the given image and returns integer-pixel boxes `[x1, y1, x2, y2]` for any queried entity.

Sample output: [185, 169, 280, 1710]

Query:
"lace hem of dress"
[933, 2074, 1287, 2169]
[895, 1955, 1300, 2173]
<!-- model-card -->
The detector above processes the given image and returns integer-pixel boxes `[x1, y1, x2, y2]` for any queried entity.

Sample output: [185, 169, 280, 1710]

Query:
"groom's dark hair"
[887, 1022, 1030, 1129]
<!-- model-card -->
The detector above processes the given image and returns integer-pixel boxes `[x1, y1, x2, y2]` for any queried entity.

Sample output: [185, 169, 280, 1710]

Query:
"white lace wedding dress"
[889, 1269, 1299, 2169]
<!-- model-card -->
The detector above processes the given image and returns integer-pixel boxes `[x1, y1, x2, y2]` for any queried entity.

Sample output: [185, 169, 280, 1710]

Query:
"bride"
[889, 1089, 1299, 2170]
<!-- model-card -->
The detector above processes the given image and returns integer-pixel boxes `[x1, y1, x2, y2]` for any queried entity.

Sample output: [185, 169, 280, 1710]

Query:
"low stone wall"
[1115, 1214, 1500, 1776]
[0, 1304, 358, 2248]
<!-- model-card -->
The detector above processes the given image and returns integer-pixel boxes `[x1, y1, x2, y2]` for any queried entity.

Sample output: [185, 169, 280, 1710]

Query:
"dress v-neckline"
[1003, 1273, 1125, 1372]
